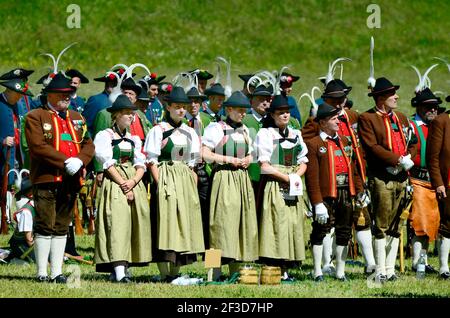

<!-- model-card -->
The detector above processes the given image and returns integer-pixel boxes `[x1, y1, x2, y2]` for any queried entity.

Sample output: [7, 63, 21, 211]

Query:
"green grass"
[0, 232, 448, 298]
[0, 0, 449, 122]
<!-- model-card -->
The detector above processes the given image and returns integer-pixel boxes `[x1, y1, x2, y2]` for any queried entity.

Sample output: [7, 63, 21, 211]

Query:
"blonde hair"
[111, 109, 134, 127]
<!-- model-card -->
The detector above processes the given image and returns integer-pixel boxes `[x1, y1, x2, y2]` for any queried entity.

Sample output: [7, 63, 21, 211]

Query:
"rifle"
[64, 252, 93, 265]
[87, 175, 97, 235]
[73, 195, 84, 236]
[1, 147, 11, 234]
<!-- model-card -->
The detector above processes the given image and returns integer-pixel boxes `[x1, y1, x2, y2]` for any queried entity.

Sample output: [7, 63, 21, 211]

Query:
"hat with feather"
[189, 69, 213, 81]
[144, 72, 166, 86]
[0, 68, 34, 81]
[410, 64, 441, 107]
[65, 69, 89, 83]
[38, 42, 77, 88]
[279, 72, 300, 88]
[106, 63, 152, 103]
[0, 78, 33, 96]
[298, 86, 322, 117]
[211, 56, 232, 98]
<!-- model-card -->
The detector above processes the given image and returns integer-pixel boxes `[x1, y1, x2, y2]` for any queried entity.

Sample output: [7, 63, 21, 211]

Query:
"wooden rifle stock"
[87, 177, 97, 235]
[73, 195, 84, 235]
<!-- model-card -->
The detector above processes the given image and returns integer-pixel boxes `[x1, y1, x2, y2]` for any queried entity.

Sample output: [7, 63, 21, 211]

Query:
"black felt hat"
[320, 78, 352, 93]
[279, 72, 300, 86]
[159, 82, 173, 94]
[222, 91, 251, 108]
[251, 84, 273, 97]
[204, 83, 225, 96]
[65, 69, 89, 83]
[315, 102, 340, 121]
[190, 69, 213, 80]
[238, 74, 254, 84]
[146, 73, 166, 86]
[94, 68, 134, 82]
[37, 73, 51, 85]
[137, 88, 150, 102]
[0, 78, 33, 96]
[321, 80, 347, 99]
[411, 87, 442, 107]
[0, 68, 34, 81]
[43, 72, 76, 94]
[165, 86, 191, 104]
[107, 94, 137, 113]
[267, 95, 293, 112]
[368, 77, 400, 97]
[121, 77, 142, 96]
[186, 87, 207, 101]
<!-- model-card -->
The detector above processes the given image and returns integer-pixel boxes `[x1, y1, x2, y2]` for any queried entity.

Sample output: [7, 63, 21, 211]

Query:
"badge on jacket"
[319, 146, 327, 153]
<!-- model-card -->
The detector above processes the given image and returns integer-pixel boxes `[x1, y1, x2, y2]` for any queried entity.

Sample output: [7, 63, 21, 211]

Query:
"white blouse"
[202, 122, 253, 156]
[254, 127, 309, 164]
[143, 122, 200, 168]
[94, 128, 146, 170]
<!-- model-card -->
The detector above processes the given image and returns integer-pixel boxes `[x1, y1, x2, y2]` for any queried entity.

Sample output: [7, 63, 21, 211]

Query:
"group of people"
[1, 51, 450, 285]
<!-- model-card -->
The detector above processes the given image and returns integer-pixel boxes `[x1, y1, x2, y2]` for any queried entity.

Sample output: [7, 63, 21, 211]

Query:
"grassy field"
[0, 0, 449, 300]
[0, 0, 449, 122]
[0, 230, 448, 298]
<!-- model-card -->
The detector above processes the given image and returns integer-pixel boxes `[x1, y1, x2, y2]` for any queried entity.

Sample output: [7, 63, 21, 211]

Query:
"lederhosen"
[369, 111, 409, 239]
[311, 137, 356, 246]
[33, 110, 82, 236]
[338, 112, 371, 230]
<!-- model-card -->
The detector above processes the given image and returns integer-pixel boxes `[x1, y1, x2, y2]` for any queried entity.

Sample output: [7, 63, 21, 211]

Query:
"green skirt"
[259, 165, 306, 261]
[95, 162, 152, 272]
[209, 166, 258, 262]
[156, 161, 204, 254]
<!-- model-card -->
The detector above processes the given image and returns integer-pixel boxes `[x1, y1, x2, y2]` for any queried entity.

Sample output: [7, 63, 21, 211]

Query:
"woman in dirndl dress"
[254, 94, 308, 280]
[202, 91, 258, 276]
[94, 94, 152, 283]
[144, 86, 204, 282]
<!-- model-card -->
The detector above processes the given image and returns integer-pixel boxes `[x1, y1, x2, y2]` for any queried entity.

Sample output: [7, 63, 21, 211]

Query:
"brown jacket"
[302, 108, 366, 180]
[305, 134, 363, 205]
[302, 108, 360, 141]
[25, 106, 95, 184]
[427, 113, 450, 188]
[358, 107, 417, 177]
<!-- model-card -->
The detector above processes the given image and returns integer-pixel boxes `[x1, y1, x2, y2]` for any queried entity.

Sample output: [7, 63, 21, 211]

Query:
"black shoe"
[425, 264, 438, 274]
[387, 274, 399, 282]
[314, 275, 324, 282]
[412, 264, 438, 274]
[375, 274, 387, 283]
[117, 276, 132, 283]
[51, 274, 67, 284]
[336, 275, 348, 282]
[36, 275, 49, 283]
[440, 272, 450, 280]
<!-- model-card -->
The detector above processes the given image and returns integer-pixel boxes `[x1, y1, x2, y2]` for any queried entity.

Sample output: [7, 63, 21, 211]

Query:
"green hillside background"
[0, 0, 449, 121]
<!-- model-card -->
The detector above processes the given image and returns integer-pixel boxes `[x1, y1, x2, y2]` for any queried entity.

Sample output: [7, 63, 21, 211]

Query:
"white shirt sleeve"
[243, 126, 253, 155]
[131, 135, 146, 170]
[94, 129, 117, 170]
[254, 128, 274, 163]
[144, 125, 163, 165]
[295, 130, 309, 164]
[185, 125, 200, 168]
[202, 122, 224, 150]
[17, 208, 33, 232]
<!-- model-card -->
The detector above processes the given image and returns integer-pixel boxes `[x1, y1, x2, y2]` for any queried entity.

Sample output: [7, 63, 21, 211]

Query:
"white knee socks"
[50, 235, 67, 279]
[34, 234, 51, 277]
